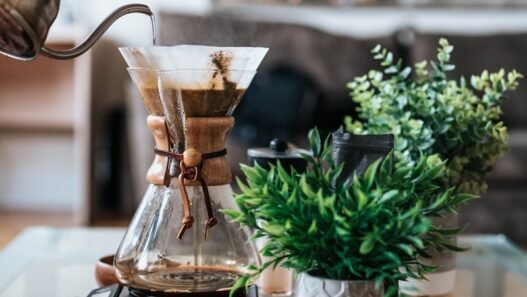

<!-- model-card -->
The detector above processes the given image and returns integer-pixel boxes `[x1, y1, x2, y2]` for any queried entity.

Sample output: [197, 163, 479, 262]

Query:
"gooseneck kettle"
[0, 0, 153, 61]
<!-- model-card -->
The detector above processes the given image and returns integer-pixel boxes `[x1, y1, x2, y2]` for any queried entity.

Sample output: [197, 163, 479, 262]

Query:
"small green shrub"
[345, 38, 522, 194]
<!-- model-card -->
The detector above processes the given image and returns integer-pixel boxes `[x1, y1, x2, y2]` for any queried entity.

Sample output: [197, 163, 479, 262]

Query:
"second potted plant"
[345, 38, 522, 295]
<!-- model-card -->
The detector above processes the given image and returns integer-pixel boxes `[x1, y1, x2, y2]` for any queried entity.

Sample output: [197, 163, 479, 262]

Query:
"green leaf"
[300, 175, 316, 198]
[363, 158, 381, 190]
[262, 223, 284, 236]
[336, 226, 349, 237]
[453, 193, 479, 205]
[360, 236, 375, 254]
[308, 128, 322, 156]
[397, 244, 414, 256]
[354, 186, 369, 210]
[236, 177, 253, 195]
[229, 275, 252, 297]
[286, 188, 297, 207]
[221, 209, 242, 221]
[379, 190, 399, 203]
[412, 162, 444, 183]
[308, 220, 318, 234]
[277, 164, 293, 185]
[407, 236, 425, 249]
[240, 164, 262, 183]
[381, 52, 394, 67]
[442, 243, 471, 252]
[400, 67, 412, 79]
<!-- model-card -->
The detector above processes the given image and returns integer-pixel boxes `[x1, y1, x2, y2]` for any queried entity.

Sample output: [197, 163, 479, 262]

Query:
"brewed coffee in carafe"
[114, 46, 268, 296]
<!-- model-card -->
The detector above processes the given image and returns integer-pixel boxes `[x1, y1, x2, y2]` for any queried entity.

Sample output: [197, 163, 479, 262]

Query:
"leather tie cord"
[154, 147, 226, 241]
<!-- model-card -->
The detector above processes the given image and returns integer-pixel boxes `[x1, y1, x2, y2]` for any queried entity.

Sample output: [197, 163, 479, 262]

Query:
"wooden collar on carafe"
[149, 116, 234, 241]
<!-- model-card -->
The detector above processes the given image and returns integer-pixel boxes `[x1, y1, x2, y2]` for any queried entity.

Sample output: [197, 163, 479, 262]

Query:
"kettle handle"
[41, 4, 154, 60]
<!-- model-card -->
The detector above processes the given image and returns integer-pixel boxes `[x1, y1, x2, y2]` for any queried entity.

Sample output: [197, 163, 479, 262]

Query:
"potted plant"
[224, 129, 473, 297]
[345, 38, 522, 295]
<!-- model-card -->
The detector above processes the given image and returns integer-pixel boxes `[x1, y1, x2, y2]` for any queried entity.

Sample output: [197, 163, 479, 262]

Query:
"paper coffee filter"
[120, 46, 176, 70]
[120, 45, 268, 71]
[170, 45, 268, 71]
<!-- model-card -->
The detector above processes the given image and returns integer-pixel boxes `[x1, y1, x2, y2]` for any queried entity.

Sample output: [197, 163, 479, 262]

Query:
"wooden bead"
[183, 148, 202, 167]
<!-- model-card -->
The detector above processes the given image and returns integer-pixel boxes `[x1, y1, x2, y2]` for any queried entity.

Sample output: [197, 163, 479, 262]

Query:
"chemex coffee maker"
[103, 46, 268, 297]
[90, 46, 268, 297]
[0, 1, 269, 296]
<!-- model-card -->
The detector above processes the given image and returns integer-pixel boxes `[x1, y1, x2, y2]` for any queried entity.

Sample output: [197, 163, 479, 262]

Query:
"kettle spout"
[41, 4, 154, 60]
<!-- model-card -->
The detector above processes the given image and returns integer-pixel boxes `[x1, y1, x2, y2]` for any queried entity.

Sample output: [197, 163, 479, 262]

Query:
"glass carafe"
[114, 46, 266, 296]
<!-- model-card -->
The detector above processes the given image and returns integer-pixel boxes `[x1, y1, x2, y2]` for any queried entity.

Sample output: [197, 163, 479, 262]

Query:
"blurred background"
[1, 0, 527, 248]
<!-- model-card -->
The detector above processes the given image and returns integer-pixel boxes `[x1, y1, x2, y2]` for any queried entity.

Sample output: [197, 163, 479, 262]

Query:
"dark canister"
[331, 129, 394, 182]
[248, 138, 309, 172]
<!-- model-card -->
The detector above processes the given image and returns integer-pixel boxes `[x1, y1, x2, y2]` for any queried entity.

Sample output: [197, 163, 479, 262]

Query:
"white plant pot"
[296, 272, 384, 297]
